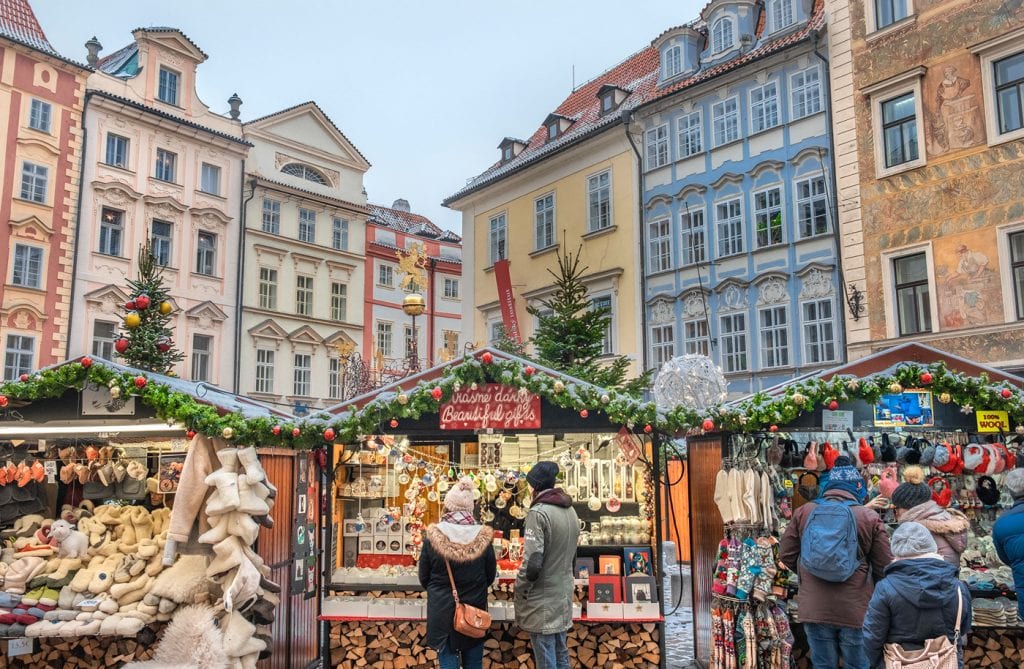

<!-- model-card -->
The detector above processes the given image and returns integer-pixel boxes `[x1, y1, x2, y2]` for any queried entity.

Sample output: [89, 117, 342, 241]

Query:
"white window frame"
[404, 324, 416, 359]
[647, 218, 672, 273]
[749, 81, 780, 134]
[195, 231, 216, 276]
[329, 358, 342, 400]
[11, 243, 43, 288]
[3, 334, 35, 380]
[645, 124, 669, 169]
[801, 298, 838, 365]
[191, 334, 213, 382]
[262, 198, 280, 234]
[255, 349, 275, 394]
[790, 66, 823, 120]
[715, 197, 744, 257]
[489, 213, 507, 265]
[864, 69, 927, 178]
[157, 67, 180, 106]
[258, 267, 278, 310]
[711, 97, 740, 147]
[711, 16, 735, 54]
[296, 275, 314, 316]
[683, 317, 710, 356]
[663, 45, 683, 80]
[19, 161, 48, 204]
[91, 320, 117, 359]
[758, 305, 790, 369]
[586, 170, 612, 232]
[443, 277, 460, 300]
[376, 321, 394, 357]
[534, 192, 556, 250]
[378, 263, 394, 287]
[292, 353, 312, 397]
[28, 99, 52, 133]
[865, 0, 914, 35]
[151, 219, 173, 267]
[99, 208, 124, 256]
[332, 217, 350, 251]
[105, 133, 129, 169]
[972, 28, 1024, 147]
[680, 207, 706, 265]
[880, 242, 938, 339]
[676, 110, 703, 158]
[650, 324, 675, 368]
[719, 313, 748, 373]
[997, 221, 1024, 323]
[200, 163, 220, 195]
[591, 294, 614, 355]
[154, 148, 176, 183]
[331, 282, 348, 321]
[767, 0, 796, 33]
[753, 185, 784, 249]
[298, 207, 317, 244]
[795, 176, 830, 238]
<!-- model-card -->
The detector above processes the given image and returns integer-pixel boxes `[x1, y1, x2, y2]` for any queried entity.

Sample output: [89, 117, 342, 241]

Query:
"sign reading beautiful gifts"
[439, 384, 541, 430]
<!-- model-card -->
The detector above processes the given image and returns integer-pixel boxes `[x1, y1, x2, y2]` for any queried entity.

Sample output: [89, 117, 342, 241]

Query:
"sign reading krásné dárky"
[439, 384, 541, 430]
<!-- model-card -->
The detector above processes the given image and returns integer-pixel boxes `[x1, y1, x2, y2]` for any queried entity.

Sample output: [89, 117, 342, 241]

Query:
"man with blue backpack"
[780, 457, 893, 669]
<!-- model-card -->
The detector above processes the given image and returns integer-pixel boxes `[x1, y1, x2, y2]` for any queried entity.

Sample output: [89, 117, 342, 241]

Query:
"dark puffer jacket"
[862, 557, 972, 668]
[993, 499, 1024, 619]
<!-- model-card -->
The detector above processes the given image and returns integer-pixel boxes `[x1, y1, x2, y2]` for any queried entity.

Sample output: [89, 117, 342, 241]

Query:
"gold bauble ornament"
[554, 380, 565, 392]
[888, 382, 903, 394]
[109, 386, 121, 399]
[792, 393, 806, 407]
[159, 301, 172, 315]
[397, 393, 408, 405]
[938, 392, 952, 404]
[124, 312, 141, 329]
[222, 427, 234, 439]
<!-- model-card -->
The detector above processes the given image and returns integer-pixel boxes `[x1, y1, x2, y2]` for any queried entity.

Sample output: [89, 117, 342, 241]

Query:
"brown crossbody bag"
[444, 559, 491, 638]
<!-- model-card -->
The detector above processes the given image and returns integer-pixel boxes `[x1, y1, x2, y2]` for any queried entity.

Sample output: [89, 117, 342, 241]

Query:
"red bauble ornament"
[323, 428, 336, 442]
[186, 430, 197, 440]
[134, 376, 147, 388]
[156, 338, 171, 353]
[920, 371, 933, 385]
[524, 366, 535, 377]
[643, 424, 653, 434]
[770, 424, 779, 433]
[702, 418, 715, 432]
[292, 427, 301, 438]
[1002, 388, 1013, 399]
[580, 409, 589, 418]
[125, 300, 136, 310]
[272, 425, 282, 436]
[134, 295, 151, 310]
[431, 387, 443, 401]
[19, 374, 28, 383]
[81, 357, 92, 368]
[390, 419, 399, 428]
[828, 400, 839, 411]
[115, 338, 130, 353]
[481, 352, 493, 364]
[0, 396, 8, 408]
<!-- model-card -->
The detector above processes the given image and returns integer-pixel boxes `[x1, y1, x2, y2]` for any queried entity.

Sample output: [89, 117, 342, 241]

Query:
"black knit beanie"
[526, 461, 559, 492]
[890, 481, 932, 509]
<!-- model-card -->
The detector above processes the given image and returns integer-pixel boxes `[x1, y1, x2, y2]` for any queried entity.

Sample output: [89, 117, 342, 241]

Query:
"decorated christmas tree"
[114, 244, 183, 374]
[527, 246, 650, 397]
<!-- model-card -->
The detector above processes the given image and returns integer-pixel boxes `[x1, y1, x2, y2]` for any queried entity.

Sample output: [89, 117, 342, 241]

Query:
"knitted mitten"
[735, 538, 762, 601]
[752, 538, 778, 601]
[724, 538, 742, 597]
[712, 539, 730, 595]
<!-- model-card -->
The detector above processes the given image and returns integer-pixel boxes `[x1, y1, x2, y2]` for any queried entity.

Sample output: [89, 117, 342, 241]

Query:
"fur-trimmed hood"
[424, 523, 494, 563]
[901, 501, 970, 536]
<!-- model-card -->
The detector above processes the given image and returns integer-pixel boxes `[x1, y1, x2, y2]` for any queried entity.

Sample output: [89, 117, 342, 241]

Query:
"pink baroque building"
[0, 0, 88, 378]
[67, 27, 249, 385]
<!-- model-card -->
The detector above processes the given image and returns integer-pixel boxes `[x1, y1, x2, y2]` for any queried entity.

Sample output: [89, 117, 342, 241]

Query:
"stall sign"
[81, 383, 136, 415]
[6, 637, 33, 656]
[440, 384, 540, 430]
[976, 410, 1009, 433]
[873, 390, 934, 428]
[822, 410, 853, 432]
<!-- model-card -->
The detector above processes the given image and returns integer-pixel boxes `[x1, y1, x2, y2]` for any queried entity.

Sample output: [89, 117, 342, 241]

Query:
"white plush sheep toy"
[49, 519, 88, 558]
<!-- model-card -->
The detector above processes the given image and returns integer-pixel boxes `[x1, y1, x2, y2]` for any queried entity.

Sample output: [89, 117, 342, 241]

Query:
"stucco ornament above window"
[682, 293, 706, 318]
[281, 163, 329, 185]
[653, 354, 728, 412]
[799, 269, 834, 299]
[649, 300, 674, 325]
[721, 285, 749, 311]
[757, 277, 787, 305]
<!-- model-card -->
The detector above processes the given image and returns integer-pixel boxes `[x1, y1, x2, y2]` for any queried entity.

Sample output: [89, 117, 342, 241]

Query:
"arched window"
[662, 45, 683, 80]
[769, 0, 795, 32]
[281, 163, 329, 185]
[712, 17, 735, 53]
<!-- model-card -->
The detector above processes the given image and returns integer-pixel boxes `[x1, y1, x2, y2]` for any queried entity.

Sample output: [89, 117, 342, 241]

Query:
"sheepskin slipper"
[149, 554, 208, 605]
[206, 536, 246, 578]
[221, 610, 264, 658]
[120, 604, 228, 669]
[0, 592, 21, 608]
[235, 447, 264, 482]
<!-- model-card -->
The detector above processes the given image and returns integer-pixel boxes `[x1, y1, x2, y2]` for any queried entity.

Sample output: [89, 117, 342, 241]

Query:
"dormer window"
[547, 122, 559, 140]
[663, 45, 683, 79]
[543, 114, 573, 142]
[768, 0, 796, 32]
[281, 163, 328, 185]
[503, 146, 513, 161]
[712, 16, 735, 53]
[158, 67, 180, 105]
[601, 92, 615, 113]
[498, 138, 528, 164]
[596, 85, 630, 115]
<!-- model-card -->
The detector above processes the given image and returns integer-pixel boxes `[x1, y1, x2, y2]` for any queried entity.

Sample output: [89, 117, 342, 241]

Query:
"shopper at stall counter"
[515, 461, 580, 669]
[862, 522, 972, 668]
[890, 465, 969, 566]
[419, 477, 497, 669]
[780, 457, 893, 669]
[992, 468, 1024, 621]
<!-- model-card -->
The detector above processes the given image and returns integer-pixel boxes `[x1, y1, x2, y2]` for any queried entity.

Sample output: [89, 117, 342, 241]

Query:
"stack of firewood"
[962, 629, 1023, 668]
[2, 632, 157, 668]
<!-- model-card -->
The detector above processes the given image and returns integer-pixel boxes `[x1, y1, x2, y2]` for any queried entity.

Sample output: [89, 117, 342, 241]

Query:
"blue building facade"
[636, 0, 842, 396]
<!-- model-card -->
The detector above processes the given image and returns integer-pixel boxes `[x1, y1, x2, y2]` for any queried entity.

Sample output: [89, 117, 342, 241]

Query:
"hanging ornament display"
[159, 301, 172, 315]
[124, 312, 141, 329]
[481, 352, 493, 364]
[938, 393, 952, 404]
[431, 387, 443, 401]
[272, 425, 281, 436]
[134, 376, 147, 389]
[1001, 388, 1014, 399]
[587, 496, 602, 512]
[888, 382, 903, 394]
[292, 427, 302, 437]
[653, 354, 728, 412]
[828, 399, 839, 411]
[920, 371, 933, 384]
[580, 409, 589, 418]
[554, 380, 565, 392]
[389, 419, 399, 428]
[81, 357, 93, 368]
[115, 338, 130, 353]
[222, 427, 234, 440]
[134, 294, 151, 310]
[702, 418, 716, 432]
[186, 429, 196, 440]
[324, 428, 336, 442]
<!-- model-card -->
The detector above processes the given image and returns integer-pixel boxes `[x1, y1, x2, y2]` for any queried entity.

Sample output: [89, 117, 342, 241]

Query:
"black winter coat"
[418, 523, 496, 652]
[862, 557, 972, 668]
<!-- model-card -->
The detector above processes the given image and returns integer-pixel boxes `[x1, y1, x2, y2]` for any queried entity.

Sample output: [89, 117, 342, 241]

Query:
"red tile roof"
[368, 203, 461, 243]
[0, 0, 54, 53]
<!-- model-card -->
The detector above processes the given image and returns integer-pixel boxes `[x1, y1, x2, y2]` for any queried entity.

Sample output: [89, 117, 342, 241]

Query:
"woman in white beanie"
[418, 477, 496, 669]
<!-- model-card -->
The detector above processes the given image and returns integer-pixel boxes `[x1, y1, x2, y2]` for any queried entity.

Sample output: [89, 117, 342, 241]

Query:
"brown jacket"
[898, 501, 969, 566]
[780, 490, 893, 628]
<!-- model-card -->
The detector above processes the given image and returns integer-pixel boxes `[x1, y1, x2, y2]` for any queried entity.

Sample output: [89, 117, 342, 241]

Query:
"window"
[645, 125, 669, 169]
[378, 264, 394, 287]
[601, 91, 616, 113]
[296, 275, 313, 316]
[546, 123, 559, 141]
[769, 0, 795, 32]
[680, 209, 706, 265]
[298, 208, 316, 244]
[376, 322, 393, 357]
[91, 320, 117, 359]
[796, 176, 829, 238]
[489, 213, 507, 264]
[195, 232, 216, 276]
[995, 52, 1024, 135]
[503, 146, 513, 161]
[3, 335, 34, 380]
[154, 149, 176, 183]
[651, 325, 675, 368]
[534, 193, 555, 250]
[19, 162, 48, 203]
[329, 358, 342, 400]
[105, 134, 129, 168]
[200, 163, 220, 195]
[191, 334, 212, 382]
[893, 253, 931, 335]
[28, 99, 51, 132]
[404, 325, 416, 359]
[1009, 231, 1024, 320]
[712, 17, 734, 53]
[331, 282, 348, 321]
[489, 322, 506, 345]
[157, 67, 179, 105]
[803, 299, 836, 364]
[712, 98, 740, 146]
[648, 219, 672, 273]
[663, 45, 683, 79]
[874, 0, 909, 30]
[754, 187, 783, 248]
[443, 277, 459, 299]
[293, 354, 311, 396]
[683, 318, 710, 356]
[99, 208, 123, 256]
[443, 330, 459, 357]
[258, 267, 277, 310]
[281, 163, 328, 185]
[592, 295, 613, 355]
[677, 111, 703, 158]
[11, 244, 42, 288]
[332, 217, 349, 250]
[257, 199, 280, 235]
[759, 306, 789, 368]
[791, 67, 822, 119]
[151, 220, 173, 266]
[716, 198, 743, 256]
[255, 349, 275, 393]
[587, 170, 612, 231]
[720, 314, 747, 373]
[882, 92, 920, 168]
[750, 82, 780, 133]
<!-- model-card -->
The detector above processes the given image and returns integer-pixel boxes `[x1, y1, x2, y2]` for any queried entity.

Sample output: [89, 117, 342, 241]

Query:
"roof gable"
[244, 101, 370, 171]
[0, 0, 55, 54]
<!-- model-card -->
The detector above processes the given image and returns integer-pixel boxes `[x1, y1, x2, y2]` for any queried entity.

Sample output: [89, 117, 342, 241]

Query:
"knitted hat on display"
[823, 457, 866, 502]
[1007, 468, 1024, 500]
[890, 521, 938, 558]
[526, 461, 559, 492]
[442, 477, 476, 513]
[891, 466, 933, 509]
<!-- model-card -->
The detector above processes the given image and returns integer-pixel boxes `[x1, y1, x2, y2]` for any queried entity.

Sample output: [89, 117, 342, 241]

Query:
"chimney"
[227, 93, 243, 120]
[85, 36, 102, 67]
[392, 198, 411, 212]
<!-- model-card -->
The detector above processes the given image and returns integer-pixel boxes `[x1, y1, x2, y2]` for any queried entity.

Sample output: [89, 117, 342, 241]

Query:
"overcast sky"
[34, 1, 703, 233]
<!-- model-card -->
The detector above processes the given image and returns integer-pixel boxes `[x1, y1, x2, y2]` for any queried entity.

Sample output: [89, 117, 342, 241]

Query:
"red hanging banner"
[493, 259, 522, 342]
[439, 384, 541, 430]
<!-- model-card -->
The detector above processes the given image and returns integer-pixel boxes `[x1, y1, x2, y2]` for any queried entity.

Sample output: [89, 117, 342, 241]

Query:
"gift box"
[366, 600, 396, 618]
[323, 596, 370, 618]
[393, 599, 426, 619]
[622, 602, 660, 620]
[586, 602, 623, 620]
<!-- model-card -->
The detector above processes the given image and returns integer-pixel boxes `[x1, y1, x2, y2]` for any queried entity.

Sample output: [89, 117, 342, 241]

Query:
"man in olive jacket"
[515, 461, 579, 669]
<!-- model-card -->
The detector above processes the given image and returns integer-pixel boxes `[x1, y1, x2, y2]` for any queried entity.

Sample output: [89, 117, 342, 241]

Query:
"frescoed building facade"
[240, 102, 370, 409]
[0, 0, 88, 378]
[364, 200, 462, 378]
[68, 27, 249, 386]
[636, 0, 840, 394]
[832, 0, 1024, 371]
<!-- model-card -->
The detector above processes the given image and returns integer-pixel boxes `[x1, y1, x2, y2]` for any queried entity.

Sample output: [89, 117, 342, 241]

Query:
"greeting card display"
[588, 574, 622, 603]
[624, 574, 658, 603]
[575, 558, 595, 580]
[598, 555, 622, 576]
[624, 546, 652, 576]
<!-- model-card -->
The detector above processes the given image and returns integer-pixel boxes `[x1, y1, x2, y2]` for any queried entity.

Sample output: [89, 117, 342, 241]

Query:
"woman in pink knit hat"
[419, 476, 496, 669]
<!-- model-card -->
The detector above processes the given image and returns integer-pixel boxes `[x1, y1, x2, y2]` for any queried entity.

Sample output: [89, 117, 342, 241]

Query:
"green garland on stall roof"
[0, 356, 1022, 451]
